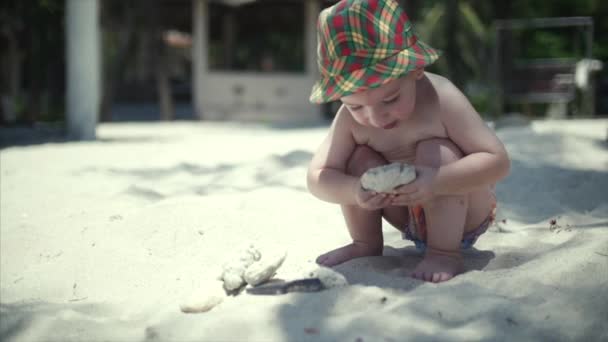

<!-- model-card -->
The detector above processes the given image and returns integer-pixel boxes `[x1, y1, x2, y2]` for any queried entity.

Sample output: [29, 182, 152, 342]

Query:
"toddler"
[307, 0, 510, 283]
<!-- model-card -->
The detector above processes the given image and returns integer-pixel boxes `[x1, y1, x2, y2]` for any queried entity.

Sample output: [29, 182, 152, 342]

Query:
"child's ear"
[415, 68, 425, 80]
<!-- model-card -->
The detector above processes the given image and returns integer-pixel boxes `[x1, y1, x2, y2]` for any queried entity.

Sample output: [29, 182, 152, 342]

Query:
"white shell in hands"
[360, 162, 416, 193]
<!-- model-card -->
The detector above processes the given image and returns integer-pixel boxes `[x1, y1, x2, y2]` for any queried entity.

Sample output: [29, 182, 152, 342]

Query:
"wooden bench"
[504, 60, 576, 105]
[494, 17, 595, 117]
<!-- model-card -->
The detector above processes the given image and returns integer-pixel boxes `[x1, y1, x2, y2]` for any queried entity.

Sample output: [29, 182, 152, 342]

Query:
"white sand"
[1, 119, 607, 341]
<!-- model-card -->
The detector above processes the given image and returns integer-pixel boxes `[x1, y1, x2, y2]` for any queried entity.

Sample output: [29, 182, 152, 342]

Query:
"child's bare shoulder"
[333, 104, 353, 125]
[332, 104, 364, 135]
[422, 72, 477, 119]
[421, 73, 499, 152]
[424, 72, 460, 102]
[427, 73, 469, 111]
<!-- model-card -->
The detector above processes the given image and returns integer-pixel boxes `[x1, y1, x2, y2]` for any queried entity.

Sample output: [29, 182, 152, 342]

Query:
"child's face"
[340, 68, 424, 130]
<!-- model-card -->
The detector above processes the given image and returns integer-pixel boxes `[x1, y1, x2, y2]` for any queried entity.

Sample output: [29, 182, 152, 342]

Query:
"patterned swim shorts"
[402, 196, 497, 251]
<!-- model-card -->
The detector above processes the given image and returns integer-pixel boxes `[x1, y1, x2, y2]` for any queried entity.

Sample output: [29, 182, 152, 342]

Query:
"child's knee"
[346, 145, 388, 176]
[415, 138, 463, 167]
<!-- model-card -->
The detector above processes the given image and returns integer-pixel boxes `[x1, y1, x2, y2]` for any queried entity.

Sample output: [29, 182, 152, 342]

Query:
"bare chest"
[353, 114, 448, 164]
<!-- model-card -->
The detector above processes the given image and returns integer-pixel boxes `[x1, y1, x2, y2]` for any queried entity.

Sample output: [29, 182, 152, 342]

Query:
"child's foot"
[316, 243, 382, 267]
[410, 247, 464, 283]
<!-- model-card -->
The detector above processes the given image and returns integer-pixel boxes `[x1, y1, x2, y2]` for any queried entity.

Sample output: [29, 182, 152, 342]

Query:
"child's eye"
[348, 105, 362, 111]
[382, 95, 400, 104]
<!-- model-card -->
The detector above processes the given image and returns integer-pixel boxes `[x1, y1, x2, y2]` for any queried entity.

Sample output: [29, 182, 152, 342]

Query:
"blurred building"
[193, 0, 322, 124]
[3, 0, 606, 130]
[104, 0, 329, 124]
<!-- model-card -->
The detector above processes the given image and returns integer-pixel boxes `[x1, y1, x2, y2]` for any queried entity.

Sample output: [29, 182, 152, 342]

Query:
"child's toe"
[431, 272, 453, 283]
[431, 273, 440, 283]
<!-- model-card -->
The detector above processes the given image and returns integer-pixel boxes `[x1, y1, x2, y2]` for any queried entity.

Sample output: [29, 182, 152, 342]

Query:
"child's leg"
[410, 138, 493, 283]
[316, 145, 388, 266]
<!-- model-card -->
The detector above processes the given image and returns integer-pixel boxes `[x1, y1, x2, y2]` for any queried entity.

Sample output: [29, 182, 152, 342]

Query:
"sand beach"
[1, 119, 607, 341]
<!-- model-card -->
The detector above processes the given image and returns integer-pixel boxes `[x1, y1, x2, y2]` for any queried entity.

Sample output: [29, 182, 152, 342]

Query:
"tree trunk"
[445, 0, 463, 88]
[2, 30, 22, 123]
[494, 0, 513, 116]
[25, 21, 41, 124]
[495, 1, 512, 20]
[400, 0, 419, 21]
[156, 43, 175, 121]
[99, 38, 135, 122]
[99, 2, 137, 122]
[146, 1, 174, 121]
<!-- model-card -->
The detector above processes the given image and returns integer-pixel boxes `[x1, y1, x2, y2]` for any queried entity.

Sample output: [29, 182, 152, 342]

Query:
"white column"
[192, 0, 209, 120]
[66, 0, 100, 140]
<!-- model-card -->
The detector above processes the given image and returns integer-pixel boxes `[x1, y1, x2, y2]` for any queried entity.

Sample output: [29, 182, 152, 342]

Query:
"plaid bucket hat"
[309, 0, 440, 104]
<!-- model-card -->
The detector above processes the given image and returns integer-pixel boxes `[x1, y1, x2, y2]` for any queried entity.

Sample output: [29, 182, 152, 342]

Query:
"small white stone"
[180, 280, 225, 313]
[222, 272, 246, 292]
[244, 251, 286, 286]
[360, 162, 416, 193]
[219, 244, 261, 291]
[307, 266, 348, 288]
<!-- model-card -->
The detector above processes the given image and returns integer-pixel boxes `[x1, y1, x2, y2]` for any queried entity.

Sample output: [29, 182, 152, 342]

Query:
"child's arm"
[431, 80, 511, 195]
[307, 107, 360, 205]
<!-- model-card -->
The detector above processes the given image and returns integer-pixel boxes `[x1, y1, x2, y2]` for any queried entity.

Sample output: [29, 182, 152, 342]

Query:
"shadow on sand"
[0, 301, 144, 342]
[0, 124, 175, 149]
[74, 150, 314, 200]
[271, 127, 607, 341]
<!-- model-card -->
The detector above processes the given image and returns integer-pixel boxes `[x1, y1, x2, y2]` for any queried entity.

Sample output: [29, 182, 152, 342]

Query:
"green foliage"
[38, 0, 62, 12]
[510, 0, 608, 60]
[413, 0, 607, 117]
[2, 0, 606, 123]
[208, 2, 305, 72]
[414, 1, 494, 115]
[416, 1, 493, 80]
[524, 31, 580, 59]
[0, 0, 65, 123]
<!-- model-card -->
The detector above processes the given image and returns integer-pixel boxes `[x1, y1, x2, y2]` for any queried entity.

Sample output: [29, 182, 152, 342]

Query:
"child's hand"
[354, 181, 394, 210]
[389, 166, 437, 206]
